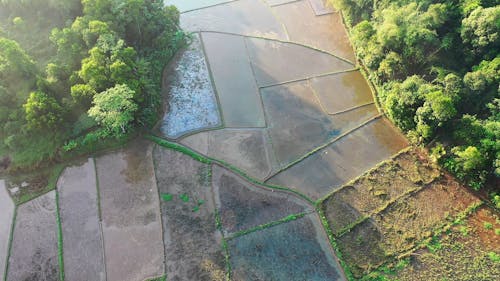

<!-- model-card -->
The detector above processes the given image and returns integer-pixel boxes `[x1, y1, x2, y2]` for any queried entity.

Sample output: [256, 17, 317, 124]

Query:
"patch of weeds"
[488, 252, 500, 263]
[179, 193, 189, 202]
[483, 222, 493, 230]
[459, 226, 470, 236]
[426, 235, 443, 253]
[495, 229, 500, 235]
[192, 199, 205, 212]
[161, 193, 173, 202]
[228, 213, 307, 239]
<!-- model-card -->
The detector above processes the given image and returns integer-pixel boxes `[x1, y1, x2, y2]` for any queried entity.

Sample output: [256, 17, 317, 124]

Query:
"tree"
[461, 6, 500, 60]
[454, 146, 486, 172]
[88, 84, 138, 135]
[24, 91, 63, 130]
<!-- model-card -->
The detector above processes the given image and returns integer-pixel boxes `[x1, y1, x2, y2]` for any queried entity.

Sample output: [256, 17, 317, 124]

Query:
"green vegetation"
[160, 193, 173, 202]
[0, 0, 184, 170]
[330, 0, 500, 191]
[228, 213, 308, 240]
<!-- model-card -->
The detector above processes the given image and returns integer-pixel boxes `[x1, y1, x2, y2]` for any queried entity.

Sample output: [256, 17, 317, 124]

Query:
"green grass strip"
[317, 205, 356, 281]
[3, 206, 17, 281]
[228, 212, 309, 240]
[214, 209, 231, 281]
[146, 134, 314, 204]
[55, 189, 65, 281]
[145, 275, 166, 281]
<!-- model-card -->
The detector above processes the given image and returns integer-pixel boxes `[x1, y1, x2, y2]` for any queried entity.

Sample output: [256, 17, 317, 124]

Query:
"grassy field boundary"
[3, 206, 17, 281]
[55, 189, 65, 281]
[12, 163, 65, 206]
[146, 134, 314, 204]
[227, 212, 310, 240]
[215, 209, 231, 281]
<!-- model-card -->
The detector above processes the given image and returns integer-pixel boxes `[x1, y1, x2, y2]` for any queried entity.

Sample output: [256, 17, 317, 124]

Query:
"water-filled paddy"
[212, 165, 311, 235]
[165, 0, 232, 12]
[268, 117, 408, 199]
[0, 180, 14, 280]
[57, 159, 105, 281]
[7, 191, 58, 281]
[96, 141, 164, 281]
[153, 147, 226, 281]
[202, 32, 266, 128]
[181, 0, 287, 39]
[229, 214, 346, 281]
[161, 34, 221, 139]
[272, 0, 355, 62]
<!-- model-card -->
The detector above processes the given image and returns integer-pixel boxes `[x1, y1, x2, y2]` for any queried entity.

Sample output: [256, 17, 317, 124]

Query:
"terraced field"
[0, 1, 497, 281]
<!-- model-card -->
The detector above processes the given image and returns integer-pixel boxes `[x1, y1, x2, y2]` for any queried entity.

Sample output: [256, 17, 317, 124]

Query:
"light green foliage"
[161, 193, 173, 202]
[88, 84, 138, 135]
[461, 6, 500, 59]
[483, 222, 493, 229]
[488, 252, 500, 263]
[24, 91, 63, 130]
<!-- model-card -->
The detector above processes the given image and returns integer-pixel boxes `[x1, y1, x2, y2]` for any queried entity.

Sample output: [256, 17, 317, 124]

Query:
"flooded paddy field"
[160, 34, 221, 139]
[57, 159, 105, 281]
[229, 213, 345, 281]
[153, 146, 226, 281]
[6, 191, 59, 281]
[212, 165, 311, 236]
[0, 180, 14, 280]
[96, 141, 164, 281]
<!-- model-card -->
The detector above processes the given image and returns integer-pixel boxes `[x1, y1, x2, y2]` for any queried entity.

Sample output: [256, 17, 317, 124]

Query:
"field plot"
[212, 165, 311, 235]
[272, 0, 355, 62]
[269, 118, 408, 200]
[153, 147, 226, 281]
[308, 0, 335, 16]
[229, 214, 345, 281]
[310, 71, 374, 114]
[165, 0, 232, 12]
[96, 141, 164, 281]
[161, 33, 221, 139]
[334, 176, 481, 277]
[261, 80, 378, 167]
[323, 149, 441, 234]
[180, 129, 276, 180]
[57, 159, 105, 281]
[181, 0, 287, 40]
[266, 0, 299, 6]
[202, 32, 266, 128]
[7, 191, 58, 281]
[393, 207, 500, 281]
[246, 37, 353, 87]
[0, 180, 14, 280]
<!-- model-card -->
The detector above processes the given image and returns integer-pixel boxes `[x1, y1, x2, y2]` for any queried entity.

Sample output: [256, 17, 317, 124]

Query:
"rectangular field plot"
[181, 0, 287, 40]
[308, 0, 335, 16]
[153, 147, 226, 280]
[0, 180, 15, 280]
[272, 0, 355, 62]
[323, 149, 441, 234]
[269, 117, 408, 200]
[261, 81, 378, 167]
[338, 179, 481, 277]
[57, 159, 105, 281]
[202, 32, 266, 128]
[96, 141, 164, 281]
[246, 37, 353, 87]
[311, 71, 374, 114]
[161, 33, 221, 139]
[229, 214, 345, 281]
[7, 191, 59, 281]
[212, 165, 311, 236]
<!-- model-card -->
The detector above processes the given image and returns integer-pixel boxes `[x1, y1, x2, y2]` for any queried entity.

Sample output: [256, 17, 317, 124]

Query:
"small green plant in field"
[426, 236, 443, 253]
[146, 275, 166, 281]
[161, 193, 173, 202]
[459, 226, 469, 236]
[488, 252, 500, 263]
[179, 193, 189, 202]
[495, 229, 500, 235]
[484, 222, 493, 230]
[192, 199, 205, 212]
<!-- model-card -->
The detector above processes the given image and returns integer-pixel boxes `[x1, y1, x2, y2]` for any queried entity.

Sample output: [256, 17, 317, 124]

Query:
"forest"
[330, 0, 499, 194]
[0, 0, 183, 170]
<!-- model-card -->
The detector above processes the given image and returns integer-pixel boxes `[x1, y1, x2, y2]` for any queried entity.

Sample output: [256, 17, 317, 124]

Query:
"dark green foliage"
[333, 0, 500, 189]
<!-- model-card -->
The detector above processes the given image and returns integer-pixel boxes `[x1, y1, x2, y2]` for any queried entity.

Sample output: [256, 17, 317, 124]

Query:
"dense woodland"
[330, 0, 499, 194]
[0, 0, 183, 169]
